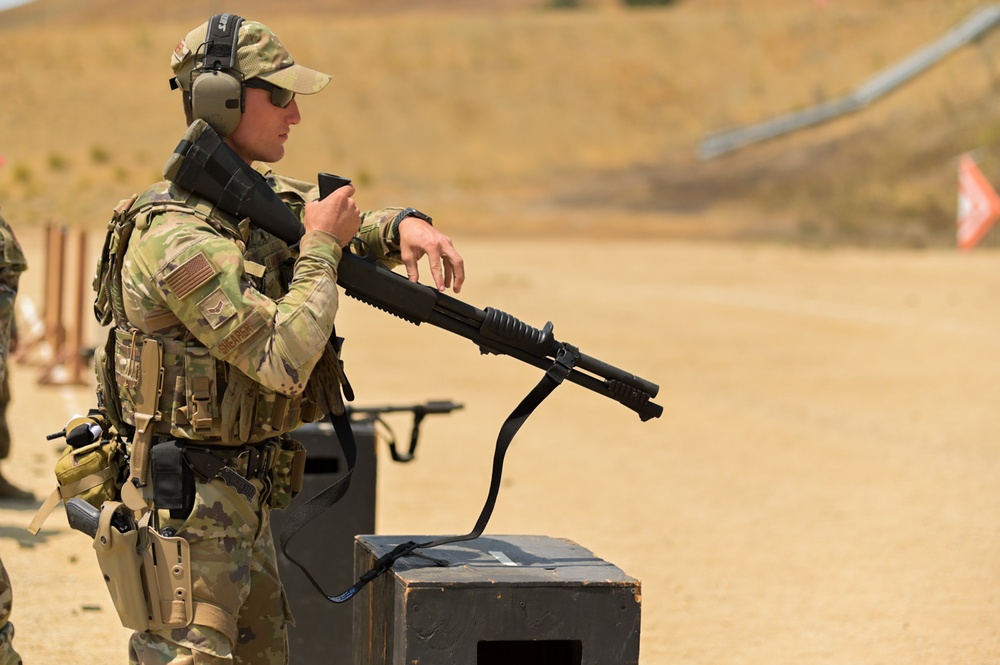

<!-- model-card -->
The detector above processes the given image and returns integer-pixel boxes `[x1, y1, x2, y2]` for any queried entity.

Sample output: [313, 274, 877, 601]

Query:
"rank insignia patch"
[197, 287, 236, 329]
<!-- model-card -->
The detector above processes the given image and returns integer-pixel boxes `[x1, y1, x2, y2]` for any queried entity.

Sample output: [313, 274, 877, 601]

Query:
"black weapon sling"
[278, 342, 581, 603]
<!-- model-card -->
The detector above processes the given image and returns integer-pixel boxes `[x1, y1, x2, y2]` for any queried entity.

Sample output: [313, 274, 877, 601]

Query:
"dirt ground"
[0, 222, 997, 664]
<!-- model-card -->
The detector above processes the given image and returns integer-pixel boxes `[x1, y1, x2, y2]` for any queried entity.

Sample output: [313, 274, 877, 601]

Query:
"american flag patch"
[163, 252, 217, 300]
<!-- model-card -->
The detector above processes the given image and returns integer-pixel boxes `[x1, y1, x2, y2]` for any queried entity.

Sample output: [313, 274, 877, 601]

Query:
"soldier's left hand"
[398, 217, 465, 293]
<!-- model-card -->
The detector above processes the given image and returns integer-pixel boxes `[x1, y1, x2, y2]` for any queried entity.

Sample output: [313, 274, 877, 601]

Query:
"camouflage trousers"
[0, 623, 19, 665]
[0, 371, 11, 461]
[0, 557, 21, 665]
[128, 476, 292, 665]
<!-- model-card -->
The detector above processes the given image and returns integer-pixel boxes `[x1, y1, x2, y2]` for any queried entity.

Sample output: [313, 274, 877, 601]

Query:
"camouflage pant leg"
[129, 477, 289, 665]
[0, 557, 11, 629]
[0, 558, 20, 665]
[0, 372, 11, 461]
[232, 507, 290, 665]
[0, 623, 20, 665]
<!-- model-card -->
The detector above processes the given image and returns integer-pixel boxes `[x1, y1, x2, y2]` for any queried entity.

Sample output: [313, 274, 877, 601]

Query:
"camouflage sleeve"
[355, 207, 410, 266]
[122, 211, 342, 396]
[0, 213, 27, 386]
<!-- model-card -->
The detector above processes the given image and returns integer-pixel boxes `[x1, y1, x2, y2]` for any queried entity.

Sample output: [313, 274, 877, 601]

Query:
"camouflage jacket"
[0, 211, 27, 386]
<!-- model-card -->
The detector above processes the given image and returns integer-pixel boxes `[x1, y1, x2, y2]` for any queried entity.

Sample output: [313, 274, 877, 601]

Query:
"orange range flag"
[957, 153, 1000, 251]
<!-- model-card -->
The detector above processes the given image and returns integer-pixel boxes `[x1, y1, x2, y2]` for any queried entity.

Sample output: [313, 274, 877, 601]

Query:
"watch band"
[390, 207, 433, 246]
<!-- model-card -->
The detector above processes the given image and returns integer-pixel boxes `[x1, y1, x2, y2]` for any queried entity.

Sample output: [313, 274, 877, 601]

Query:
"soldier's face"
[226, 86, 301, 164]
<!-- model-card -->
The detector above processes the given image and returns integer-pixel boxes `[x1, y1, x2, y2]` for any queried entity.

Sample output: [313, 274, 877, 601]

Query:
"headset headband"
[202, 13, 244, 73]
[185, 13, 247, 136]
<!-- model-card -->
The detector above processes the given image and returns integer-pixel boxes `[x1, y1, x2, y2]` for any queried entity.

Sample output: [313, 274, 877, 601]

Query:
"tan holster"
[92, 500, 238, 642]
[92, 501, 192, 633]
[92, 502, 148, 631]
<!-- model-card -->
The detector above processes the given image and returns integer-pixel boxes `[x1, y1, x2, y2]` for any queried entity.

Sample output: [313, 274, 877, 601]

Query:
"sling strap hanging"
[278, 342, 581, 603]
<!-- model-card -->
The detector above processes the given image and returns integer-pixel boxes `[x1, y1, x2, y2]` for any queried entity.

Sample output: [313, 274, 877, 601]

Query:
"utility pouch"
[269, 439, 306, 510]
[93, 501, 148, 632]
[28, 435, 126, 536]
[150, 441, 195, 519]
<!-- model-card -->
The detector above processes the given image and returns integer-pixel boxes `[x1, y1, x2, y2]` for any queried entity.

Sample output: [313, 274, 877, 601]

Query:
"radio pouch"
[150, 441, 195, 519]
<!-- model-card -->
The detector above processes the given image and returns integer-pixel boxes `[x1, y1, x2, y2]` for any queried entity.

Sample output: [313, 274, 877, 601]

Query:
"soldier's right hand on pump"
[304, 185, 360, 247]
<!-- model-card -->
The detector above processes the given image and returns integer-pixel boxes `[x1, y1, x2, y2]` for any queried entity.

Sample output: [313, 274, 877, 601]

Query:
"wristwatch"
[390, 207, 433, 244]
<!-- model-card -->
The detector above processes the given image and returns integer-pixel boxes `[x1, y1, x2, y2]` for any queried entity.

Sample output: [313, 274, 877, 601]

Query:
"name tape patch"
[217, 310, 268, 359]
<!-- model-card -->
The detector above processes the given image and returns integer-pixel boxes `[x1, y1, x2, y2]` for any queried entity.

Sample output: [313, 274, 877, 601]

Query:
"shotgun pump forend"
[163, 120, 663, 421]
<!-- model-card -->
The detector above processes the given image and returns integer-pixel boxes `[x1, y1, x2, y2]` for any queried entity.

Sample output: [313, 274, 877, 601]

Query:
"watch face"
[407, 208, 432, 223]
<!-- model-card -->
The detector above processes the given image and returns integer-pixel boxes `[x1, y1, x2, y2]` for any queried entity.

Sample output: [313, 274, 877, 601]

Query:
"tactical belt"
[181, 441, 276, 482]
[151, 439, 276, 515]
[183, 440, 276, 505]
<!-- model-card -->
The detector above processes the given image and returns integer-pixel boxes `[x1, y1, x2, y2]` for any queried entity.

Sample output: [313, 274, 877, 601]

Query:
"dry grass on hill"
[1, 0, 999, 245]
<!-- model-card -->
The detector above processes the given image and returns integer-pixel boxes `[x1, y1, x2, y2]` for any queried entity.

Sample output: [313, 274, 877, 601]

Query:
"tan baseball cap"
[171, 18, 331, 95]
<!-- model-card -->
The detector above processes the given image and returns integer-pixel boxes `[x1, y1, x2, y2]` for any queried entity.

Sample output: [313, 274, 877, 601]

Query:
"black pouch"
[150, 441, 195, 519]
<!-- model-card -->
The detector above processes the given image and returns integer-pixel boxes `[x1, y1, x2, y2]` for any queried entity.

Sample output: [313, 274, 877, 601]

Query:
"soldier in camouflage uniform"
[0, 211, 30, 502]
[97, 16, 465, 665]
[0, 211, 26, 665]
[0, 555, 20, 665]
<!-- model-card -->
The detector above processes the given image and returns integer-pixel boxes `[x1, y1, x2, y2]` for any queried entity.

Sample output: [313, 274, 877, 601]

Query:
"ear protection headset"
[190, 13, 245, 136]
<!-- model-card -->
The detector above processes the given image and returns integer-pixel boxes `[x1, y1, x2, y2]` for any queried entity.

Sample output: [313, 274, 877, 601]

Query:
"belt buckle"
[263, 443, 275, 473]
[241, 448, 260, 478]
[253, 443, 275, 479]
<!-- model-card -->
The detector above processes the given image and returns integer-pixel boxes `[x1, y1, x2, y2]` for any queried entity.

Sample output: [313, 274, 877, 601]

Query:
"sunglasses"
[245, 79, 296, 109]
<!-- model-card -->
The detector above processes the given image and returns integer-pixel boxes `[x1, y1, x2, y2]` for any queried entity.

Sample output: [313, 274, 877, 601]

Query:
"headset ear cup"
[191, 70, 243, 136]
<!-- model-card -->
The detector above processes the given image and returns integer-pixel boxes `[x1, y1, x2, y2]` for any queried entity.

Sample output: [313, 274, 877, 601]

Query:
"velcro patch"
[163, 252, 217, 300]
[217, 310, 268, 360]
[144, 309, 182, 332]
[243, 260, 266, 279]
[197, 288, 237, 330]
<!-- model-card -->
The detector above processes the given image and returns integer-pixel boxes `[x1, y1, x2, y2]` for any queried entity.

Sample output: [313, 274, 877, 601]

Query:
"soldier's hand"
[398, 216, 465, 293]
[304, 185, 361, 247]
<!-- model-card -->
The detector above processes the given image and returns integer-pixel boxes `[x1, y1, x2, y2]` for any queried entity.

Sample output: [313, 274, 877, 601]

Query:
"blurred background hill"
[2, 0, 1000, 246]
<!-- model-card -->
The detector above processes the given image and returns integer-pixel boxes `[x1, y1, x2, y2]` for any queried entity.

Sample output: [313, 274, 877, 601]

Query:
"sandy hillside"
[2, 0, 1000, 245]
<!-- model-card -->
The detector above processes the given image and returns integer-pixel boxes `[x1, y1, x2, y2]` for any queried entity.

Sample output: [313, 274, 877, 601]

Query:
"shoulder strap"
[93, 194, 139, 328]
